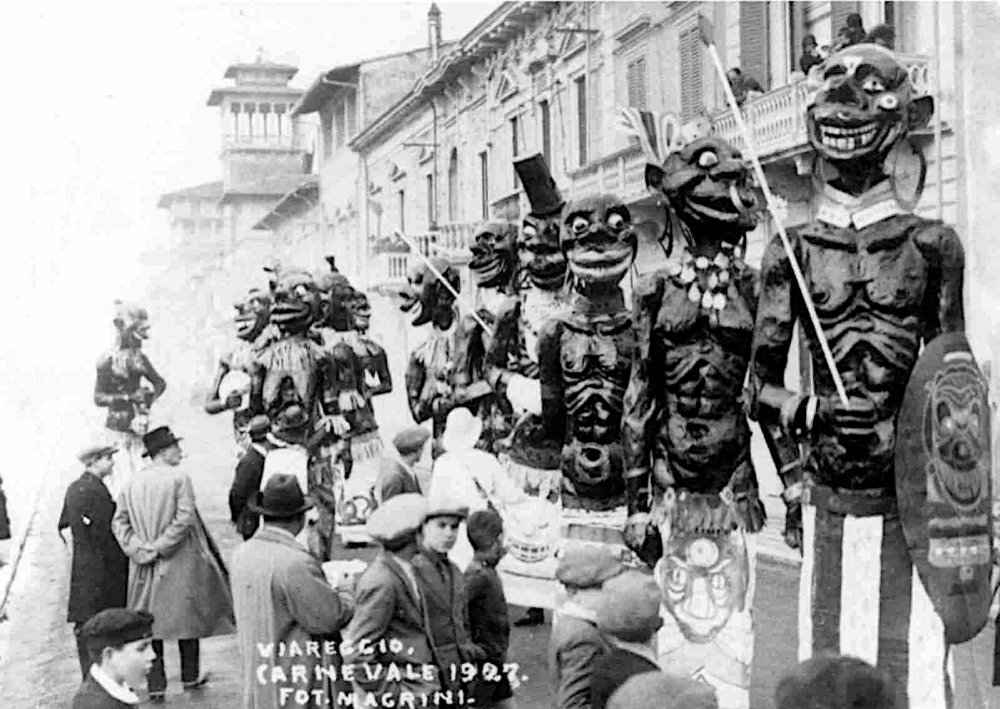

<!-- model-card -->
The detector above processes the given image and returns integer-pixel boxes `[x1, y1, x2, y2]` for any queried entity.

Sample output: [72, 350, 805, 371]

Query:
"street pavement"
[0, 403, 996, 708]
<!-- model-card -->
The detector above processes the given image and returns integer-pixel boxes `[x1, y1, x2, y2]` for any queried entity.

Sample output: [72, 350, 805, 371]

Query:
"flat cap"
[608, 672, 718, 709]
[424, 496, 470, 522]
[247, 414, 271, 440]
[555, 544, 625, 589]
[392, 426, 431, 455]
[78, 442, 118, 465]
[81, 608, 154, 649]
[597, 571, 663, 641]
[367, 493, 427, 544]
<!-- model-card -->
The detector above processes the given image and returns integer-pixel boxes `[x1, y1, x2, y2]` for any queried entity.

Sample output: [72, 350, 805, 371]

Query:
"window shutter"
[627, 57, 648, 110]
[589, 69, 602, 161]
[739, 2, 770, 91]
[576, 75, 588, 166]
[831, 1, 860, 36]
[680, 27, 704, 122]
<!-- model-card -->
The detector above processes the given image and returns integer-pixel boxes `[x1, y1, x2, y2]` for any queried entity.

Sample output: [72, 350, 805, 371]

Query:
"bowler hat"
[555, 543, 625, 589]
[597, 571, 664, 641]
[142, 426, 182, 458]
[250, 473, 314, 518]
[78, 441, 119, 465]
[515, 154, 564, 217]
[392, 426, 431, 456]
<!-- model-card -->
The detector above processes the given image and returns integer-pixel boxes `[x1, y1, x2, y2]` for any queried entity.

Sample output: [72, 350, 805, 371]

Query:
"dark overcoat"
[58, 471, 129, 623]
[0, 474, 10, 541]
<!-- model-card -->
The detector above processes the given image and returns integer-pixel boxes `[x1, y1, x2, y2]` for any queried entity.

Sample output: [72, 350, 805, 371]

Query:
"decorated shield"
[896, 332, 993, 643]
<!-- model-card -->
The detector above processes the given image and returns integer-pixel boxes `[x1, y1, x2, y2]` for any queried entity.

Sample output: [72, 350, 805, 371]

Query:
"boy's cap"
[775, 655, 905, 709]
[367, 493, 426, 544]
[81, 608, 154, 648]
[555, 544, 625, 588]
[392, 426, 431, 455]
[424, 497, 469, 522]
[597, 571, 664, 641]
[608, 672, 718, 709]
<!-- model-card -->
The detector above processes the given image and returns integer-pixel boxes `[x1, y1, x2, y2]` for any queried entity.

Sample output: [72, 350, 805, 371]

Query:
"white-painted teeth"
[819, 122, 879, 151]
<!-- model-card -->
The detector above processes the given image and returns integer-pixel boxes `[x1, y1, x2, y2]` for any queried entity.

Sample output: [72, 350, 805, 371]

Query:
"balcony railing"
[221, 133, 308, 150]
[368, 251, 412, 290]
[368, 220, 479, 291]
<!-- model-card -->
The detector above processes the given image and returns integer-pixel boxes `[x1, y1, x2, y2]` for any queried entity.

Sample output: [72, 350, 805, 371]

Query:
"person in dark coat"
[72, 608, 156, 709]
[590, 572, 663, 709]
[798, 34, 824, 75]
[0, 472, 11, 567]
[227, 415, 272, 540]
[375, 426, 430, 503]
[59, 441, 130, 679]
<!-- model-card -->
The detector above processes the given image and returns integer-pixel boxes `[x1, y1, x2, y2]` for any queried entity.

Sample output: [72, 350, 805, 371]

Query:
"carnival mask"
[807, 44, 934, 164]
[349, 291, 372, 332]
[469, 221, 518, 289]
[656, 532, 749, 643]
[398, 258, 460, 329]
[561, 195, 636, 286]
[646, 136, 758, 241]
[233, 288, 271, 342]
[326, 274, 356, 333]
[269, 270, 320, 335]
[113, 302, 151, 344]
[519, 214, 567, 290]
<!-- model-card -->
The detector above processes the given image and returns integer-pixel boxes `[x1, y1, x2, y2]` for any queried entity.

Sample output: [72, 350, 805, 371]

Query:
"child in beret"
[73, 608, 156, 709]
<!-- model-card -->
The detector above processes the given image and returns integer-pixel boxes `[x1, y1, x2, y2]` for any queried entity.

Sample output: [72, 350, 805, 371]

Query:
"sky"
[0, 0, 496, 415]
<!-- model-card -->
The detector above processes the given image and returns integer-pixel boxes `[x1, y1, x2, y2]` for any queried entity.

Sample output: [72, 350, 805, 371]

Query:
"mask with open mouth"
[514, 153, 568, 291]
[269, 270, 320, 335]
[398, 258, 460, 329]
[646, 135, 758, 246]
[469, 221, 518, 290]
[561, 195, 637, 287]
[114, 302, 151, 346]
[233, 288, 271, 342]
[807, 44, 934, 167]
[348, 291, 372, 332]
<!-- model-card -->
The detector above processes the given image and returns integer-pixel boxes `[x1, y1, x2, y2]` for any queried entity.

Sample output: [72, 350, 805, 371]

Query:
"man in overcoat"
[59, 441, 130, 678]
[112, 426, 235, 702]
[375, 426, 430, 503]
[228, 415, 273, 540]
[343, 493, 441, 706]
[231, 474, 355, 709]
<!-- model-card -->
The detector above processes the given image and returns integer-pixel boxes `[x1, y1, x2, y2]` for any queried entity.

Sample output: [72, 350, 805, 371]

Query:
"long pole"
[698, 16, 849, 405]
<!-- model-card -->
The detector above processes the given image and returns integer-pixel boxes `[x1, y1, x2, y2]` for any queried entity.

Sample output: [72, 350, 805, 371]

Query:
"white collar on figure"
[90, 664, 141, 705]
[815, 180, 906, 230]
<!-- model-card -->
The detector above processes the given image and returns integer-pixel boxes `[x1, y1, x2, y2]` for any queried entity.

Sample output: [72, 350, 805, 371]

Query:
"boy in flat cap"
[414, 498, 486, 702]
[60, 440, 130, 679]
[228, 414, 273, 540]
[344, 494, 441, 706]
[550, 545, 625, 709]
[590, 571, 663, 709]
[73, 608, 156, 709]
[376, 425, 431, 503]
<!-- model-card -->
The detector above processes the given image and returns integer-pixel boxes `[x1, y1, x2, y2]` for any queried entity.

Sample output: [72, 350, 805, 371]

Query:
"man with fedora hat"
[59, 440, 130, 679]
[231, 474, 355, 709]
[112, 425, 235, 702]
[375, 425, 431, 504]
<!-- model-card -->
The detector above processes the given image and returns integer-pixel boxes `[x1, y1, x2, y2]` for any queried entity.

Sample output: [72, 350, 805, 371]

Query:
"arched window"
[447, 149, 459, 222]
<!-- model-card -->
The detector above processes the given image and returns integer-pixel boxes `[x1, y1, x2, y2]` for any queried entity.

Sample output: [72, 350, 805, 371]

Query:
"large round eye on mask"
[878, 94, 899, 110]
[607, 213, 625, 231]
[571, 216, 590, 234]
[698, 151, 719, 169]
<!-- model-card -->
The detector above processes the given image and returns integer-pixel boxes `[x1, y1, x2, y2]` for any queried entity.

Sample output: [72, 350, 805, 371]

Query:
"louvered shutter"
[831, 1, 860, 37]
[739, 2, 770, 91]
[627, 57, 648, 110]
[680, 27, 704, 121]
[589, 69, 601, 162]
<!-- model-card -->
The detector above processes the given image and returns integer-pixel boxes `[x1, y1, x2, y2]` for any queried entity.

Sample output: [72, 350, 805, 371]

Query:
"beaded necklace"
[667, 247, 744, 312]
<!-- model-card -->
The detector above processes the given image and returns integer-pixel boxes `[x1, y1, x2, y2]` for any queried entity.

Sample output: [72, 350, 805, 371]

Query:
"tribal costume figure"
[622, 134, 761, 709]
[348, 289, 393, 439]
[401, 257, 464, 458]
[538, 193, 637, 512]
[747, 44, 989, 709]
[204, 288, 271, 458]
[94, 302, 166, 493]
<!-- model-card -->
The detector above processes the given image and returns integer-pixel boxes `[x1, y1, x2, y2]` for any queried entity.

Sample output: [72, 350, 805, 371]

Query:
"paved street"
[0, 403, 996, 708]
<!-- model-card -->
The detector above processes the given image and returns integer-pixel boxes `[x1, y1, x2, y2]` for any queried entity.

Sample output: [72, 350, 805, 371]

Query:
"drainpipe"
[934, 1, 943, 221]
[430, 95, 440, 232]
[585, 4, 592, 167]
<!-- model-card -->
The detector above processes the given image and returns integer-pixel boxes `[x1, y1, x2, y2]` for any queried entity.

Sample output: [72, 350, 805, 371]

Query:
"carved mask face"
[807, 44, 933, 164]
[326, 274, 356, 332]
[469, 221, 518, 289]
[270, 271, 320, 334]
[398, 259, 459, 329]
[114, 303, 150, 344]
[647, 136, 758, 241]
[561, 195, 636, 286]
[519, 214, 567, 290]
[234, 289, 271, 342]
[656, 533, 749, 643]
[926, 364, 990, 509]
[348, 291, 372, 332]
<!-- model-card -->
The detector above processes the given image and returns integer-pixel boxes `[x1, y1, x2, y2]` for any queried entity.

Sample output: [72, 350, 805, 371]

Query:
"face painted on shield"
[656, 533, 749, 643]
[269, 271, 320, 335]
[469, 221, 518, 289]
[561, 195, 637, 286]
[927, 370, 990, 509]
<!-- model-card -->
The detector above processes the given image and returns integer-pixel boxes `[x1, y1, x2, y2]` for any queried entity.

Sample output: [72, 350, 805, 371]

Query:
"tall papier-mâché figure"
[204, 288, 271, 458]
[400, 257, 463, 458]
[94, 302, 166, 493]
[348, 288, 393, 434]
[538, 193, 637, 514]
[747, 44, 992, 709]
[622, 130, 762, 709]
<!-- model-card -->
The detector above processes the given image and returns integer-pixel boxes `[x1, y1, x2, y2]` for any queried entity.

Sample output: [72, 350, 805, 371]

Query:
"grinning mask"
[469, 221, 518, 289]
[269, 270, 321, 335]
[398, 258, 460, 329]
[233, 288, 271, 342]
[561, 194, 637, 286]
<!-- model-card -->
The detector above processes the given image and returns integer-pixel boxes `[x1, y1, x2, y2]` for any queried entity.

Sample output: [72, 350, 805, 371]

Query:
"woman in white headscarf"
[428, 407, 528, 571]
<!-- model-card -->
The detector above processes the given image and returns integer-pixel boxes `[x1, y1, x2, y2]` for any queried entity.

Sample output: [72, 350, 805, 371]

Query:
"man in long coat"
[231, 474, 355, 709]
[112, 426, 235, 702]
[58, 441, 130, 679]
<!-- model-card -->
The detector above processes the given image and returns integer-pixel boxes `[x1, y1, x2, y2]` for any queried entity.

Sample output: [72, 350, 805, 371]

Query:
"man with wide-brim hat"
[344, 493, 441, 705]
[112, 425, 234, 702]
[59, 437, 129, 679]
[232, 473, 354, 709]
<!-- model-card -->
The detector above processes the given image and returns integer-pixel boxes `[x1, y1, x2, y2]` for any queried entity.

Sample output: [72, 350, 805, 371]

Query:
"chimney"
[428, 3, 442, 63]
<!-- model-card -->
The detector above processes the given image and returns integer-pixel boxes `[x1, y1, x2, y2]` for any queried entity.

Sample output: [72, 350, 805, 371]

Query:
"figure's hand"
[225, 392, 244, 410]
[134, 544, 158, 566]
[129, 390, 150, 405]
[318, 415, 351, 437]
[814, 396, 879, 442]
[461, 643, 487, 662]
[784, 503, 803, 553]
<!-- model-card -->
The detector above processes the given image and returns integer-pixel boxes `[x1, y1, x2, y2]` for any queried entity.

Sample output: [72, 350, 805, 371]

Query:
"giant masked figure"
[401, 258, 463, 457]
[94, 302, 167, 493]
[204, 287, 271, 457]
[748, 44, 991, 709]
[622, 133, 761, 709]
[538, 194, 637, 511]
